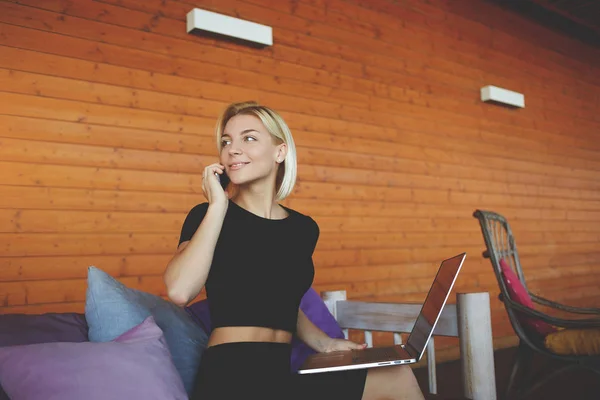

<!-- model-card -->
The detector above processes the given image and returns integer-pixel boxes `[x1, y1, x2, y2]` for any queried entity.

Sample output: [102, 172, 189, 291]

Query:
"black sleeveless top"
[178, 200, 319, 334]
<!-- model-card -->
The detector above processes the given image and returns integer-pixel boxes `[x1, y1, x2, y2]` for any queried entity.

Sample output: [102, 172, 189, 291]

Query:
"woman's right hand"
[202, 163, 228, 206]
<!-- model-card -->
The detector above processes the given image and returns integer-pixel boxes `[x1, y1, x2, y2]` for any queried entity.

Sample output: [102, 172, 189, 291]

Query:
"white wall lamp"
[186, 8, 273, 47]
[480, 85, 525, 108]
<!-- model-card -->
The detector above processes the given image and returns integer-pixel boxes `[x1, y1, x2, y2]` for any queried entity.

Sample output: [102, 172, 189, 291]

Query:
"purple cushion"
[0, 313, 88, 346]
[0, 316, 187, 400]
[0, 313, 88, 399]
[185, 287, 345, 372]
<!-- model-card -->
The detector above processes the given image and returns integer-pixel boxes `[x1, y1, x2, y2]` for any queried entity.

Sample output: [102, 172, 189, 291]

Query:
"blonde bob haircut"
[215, 101, 297, 201]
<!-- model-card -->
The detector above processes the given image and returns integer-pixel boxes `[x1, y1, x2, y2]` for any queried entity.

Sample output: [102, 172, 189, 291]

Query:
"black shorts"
[191, 341, 367, 400]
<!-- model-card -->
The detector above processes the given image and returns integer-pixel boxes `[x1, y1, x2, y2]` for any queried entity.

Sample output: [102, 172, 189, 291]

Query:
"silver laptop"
[298, 252, 466, 374]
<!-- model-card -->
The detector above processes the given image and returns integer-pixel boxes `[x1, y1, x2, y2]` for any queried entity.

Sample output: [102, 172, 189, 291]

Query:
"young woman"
[164, 101, 425, 400]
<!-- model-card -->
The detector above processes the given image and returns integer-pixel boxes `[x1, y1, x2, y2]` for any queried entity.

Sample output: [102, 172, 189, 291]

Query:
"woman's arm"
[297, 219, 365, 352]
[164, 203, 227, 307]
[164, 163, 229, 307]
[296, 309, 334, 352]
[296, 309, 366, 353]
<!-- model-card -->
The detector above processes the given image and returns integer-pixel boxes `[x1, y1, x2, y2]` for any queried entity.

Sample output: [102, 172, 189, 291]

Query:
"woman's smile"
[229, 162, 250, 170]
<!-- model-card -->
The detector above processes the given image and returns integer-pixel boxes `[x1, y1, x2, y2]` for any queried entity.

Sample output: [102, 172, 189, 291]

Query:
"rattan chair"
[472, 209, 600, 400]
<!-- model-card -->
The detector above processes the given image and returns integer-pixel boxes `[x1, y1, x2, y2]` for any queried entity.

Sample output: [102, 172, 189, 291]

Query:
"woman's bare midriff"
[207, 326, 293, 348]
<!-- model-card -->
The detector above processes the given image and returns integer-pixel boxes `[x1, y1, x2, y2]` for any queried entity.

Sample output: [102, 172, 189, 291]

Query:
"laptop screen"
[405, 253, 466, 359]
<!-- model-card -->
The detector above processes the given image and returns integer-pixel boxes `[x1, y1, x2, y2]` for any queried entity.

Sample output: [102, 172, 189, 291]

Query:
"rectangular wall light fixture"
[481, 85, 525, 108]
[186, 8, 273, 47]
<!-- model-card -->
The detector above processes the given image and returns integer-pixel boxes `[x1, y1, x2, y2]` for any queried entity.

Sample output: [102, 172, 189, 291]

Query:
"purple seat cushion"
[0, 316, 187, 400]
[0, 313, 88, 400]
[0, 313, 88, 346]
[185, 287, 345, 372]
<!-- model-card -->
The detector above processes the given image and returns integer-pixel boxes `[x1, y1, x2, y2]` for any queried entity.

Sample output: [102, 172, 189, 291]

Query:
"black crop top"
[178, 200, 318, 334]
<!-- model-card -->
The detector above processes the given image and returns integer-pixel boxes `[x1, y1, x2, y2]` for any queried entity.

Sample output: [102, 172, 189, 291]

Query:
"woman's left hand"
[321, 338, 367, 353]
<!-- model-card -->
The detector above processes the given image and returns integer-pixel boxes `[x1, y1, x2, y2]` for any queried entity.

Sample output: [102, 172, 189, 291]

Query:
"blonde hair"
[215, 101, 297, 201]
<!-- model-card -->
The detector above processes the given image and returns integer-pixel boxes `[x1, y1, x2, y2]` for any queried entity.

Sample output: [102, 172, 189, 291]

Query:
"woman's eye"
[221, 140, 231, 147]
[244, 136, 256, 142]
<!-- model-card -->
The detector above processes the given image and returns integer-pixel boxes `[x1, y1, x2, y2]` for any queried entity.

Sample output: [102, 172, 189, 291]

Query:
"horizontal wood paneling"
[4, 209, 600, 235]
[1, 4, 599, 148]
[2, 71, 600, 177]
[1, 0, 599, 360]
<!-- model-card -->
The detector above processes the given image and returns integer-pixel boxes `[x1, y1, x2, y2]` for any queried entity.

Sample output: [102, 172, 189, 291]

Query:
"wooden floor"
[413, 346, 600, 400]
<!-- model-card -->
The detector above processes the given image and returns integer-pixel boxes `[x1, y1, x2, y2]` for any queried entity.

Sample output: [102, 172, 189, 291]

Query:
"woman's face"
[219, 114, 286, 188]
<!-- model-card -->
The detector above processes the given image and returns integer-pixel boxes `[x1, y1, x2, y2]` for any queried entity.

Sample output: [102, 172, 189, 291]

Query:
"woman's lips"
[229, 162, 249, 170]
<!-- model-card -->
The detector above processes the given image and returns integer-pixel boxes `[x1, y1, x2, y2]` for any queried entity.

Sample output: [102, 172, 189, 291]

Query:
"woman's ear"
[276, 143, 288, 164]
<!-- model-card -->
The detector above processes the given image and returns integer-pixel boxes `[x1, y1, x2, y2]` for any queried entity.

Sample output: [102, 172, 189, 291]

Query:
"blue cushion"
[85, 266, 208, 395]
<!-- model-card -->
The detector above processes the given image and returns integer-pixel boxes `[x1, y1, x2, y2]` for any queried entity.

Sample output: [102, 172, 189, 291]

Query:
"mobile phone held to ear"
[215, 171, 230, 190]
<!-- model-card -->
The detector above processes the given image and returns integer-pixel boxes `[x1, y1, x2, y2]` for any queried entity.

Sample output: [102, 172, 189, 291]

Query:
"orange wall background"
[1, 0, 599, 360]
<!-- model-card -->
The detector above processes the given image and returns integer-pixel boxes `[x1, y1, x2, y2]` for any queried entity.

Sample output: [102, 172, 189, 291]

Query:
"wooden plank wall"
[1, 0, 599, 360]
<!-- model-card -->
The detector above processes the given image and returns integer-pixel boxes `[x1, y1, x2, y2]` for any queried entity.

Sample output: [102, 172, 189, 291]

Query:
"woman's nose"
[228, 144, 242, 155]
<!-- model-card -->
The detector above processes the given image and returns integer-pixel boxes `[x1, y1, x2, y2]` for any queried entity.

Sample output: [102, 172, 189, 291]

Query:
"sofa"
[0, 267, 345, 400]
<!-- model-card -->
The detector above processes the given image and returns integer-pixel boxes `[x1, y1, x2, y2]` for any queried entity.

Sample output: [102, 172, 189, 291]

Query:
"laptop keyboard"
[351, 346, 400, 363]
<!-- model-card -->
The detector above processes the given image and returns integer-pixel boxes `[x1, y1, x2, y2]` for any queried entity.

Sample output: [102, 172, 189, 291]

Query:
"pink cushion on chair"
[499, 258, 557, 336]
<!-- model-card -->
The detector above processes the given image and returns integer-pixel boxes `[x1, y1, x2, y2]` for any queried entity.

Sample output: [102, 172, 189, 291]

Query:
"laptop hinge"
[405, 343, 420, 359]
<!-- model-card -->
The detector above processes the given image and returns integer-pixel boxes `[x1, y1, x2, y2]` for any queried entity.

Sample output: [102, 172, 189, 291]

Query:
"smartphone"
[215, 171, 230, 190]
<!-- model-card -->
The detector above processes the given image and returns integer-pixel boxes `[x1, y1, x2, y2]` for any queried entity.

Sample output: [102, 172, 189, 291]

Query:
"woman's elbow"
[168, 290, 190, 307]
[164, 275, 190, 307]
